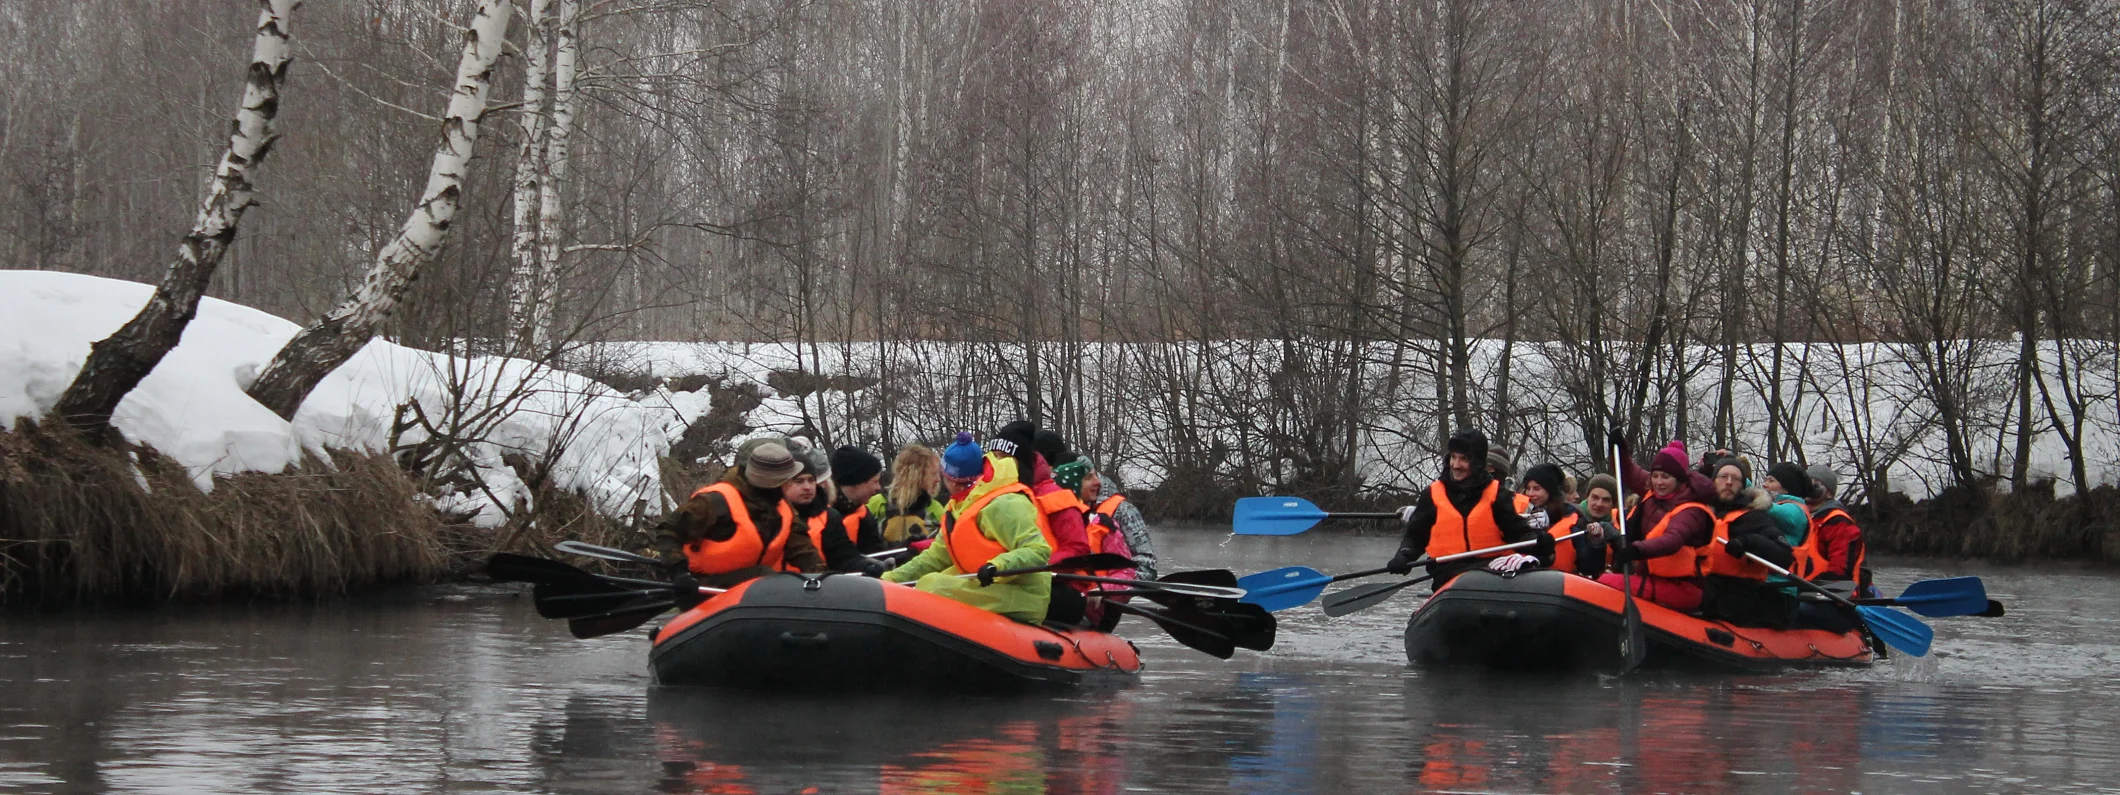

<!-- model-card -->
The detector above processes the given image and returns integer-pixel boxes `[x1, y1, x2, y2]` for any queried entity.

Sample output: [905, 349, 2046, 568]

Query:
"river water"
[2, 527, 2115, 794]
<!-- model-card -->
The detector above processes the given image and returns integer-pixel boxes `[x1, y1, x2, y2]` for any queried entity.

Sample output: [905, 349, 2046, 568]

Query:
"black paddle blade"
[488, 552, 602, 586]
[1980, 600, 2007, 618]
[1158, 569, 1239, 588]
[1123, 591, 1276, 651]
[533, 583, 663, 619]
[1110, 602, 1234, 660]
[1321, 577, 1428, 618]
[568, 599, 675, 639]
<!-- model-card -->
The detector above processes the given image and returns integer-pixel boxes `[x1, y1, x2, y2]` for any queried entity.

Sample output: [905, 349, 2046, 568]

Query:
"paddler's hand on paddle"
[1720, 535, 1754, 560]
[859, 559, 888, 578]
[671, 573, 707, 609]
[1487, 553, 1538, 574]
[1385, 548, 1419, 576]
[975, 563, 1000, 586]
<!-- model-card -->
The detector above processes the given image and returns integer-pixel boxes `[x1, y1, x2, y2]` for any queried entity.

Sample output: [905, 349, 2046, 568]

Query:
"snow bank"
[580, 336, 2120, 502]
[0, 271, 705, 526]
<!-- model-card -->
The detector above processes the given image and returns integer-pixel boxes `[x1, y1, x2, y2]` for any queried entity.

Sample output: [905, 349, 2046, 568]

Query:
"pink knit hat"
[1651, 441, 1691, 479]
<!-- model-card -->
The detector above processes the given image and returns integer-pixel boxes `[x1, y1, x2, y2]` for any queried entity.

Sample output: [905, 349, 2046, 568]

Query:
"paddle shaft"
[1321, 531, 1584, 615]
[1714, 537, 1863, 610]
[1611, 440, 1646, 672]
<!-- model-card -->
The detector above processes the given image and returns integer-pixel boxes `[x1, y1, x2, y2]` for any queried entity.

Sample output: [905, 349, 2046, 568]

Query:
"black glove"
[671, 573, 706, 610]
[1606, 427, 1628, 454]
[860, 559, 887, 578]
[1610, 545, 1644, 565]
[1386, 548, 1419, 576]
[1533, 531, 1556, 561]
[976, 563, 1000, 586]
[1722, 535, 1752, 559]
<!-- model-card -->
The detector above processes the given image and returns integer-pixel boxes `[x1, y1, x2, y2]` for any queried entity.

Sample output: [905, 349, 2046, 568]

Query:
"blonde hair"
[890, 444, 941, 511]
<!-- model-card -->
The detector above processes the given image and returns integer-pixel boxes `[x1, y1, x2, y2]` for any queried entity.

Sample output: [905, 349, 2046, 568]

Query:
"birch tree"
[246, 0, 512, 419]
[51, 0, 299, 434]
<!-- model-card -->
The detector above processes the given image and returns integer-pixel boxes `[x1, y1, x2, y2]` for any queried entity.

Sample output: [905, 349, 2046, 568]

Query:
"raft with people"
[488, 421, 1272, 694]
[647, 572, 1144, 691]
[1402, 568, 1872, 672]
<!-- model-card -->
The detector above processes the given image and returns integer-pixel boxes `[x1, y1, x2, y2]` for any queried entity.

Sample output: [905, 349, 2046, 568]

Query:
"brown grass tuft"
[1, 421, 449, 606]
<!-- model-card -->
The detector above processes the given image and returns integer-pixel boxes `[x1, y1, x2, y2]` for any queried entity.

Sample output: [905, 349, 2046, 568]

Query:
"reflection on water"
[2, 528, 2117, 793]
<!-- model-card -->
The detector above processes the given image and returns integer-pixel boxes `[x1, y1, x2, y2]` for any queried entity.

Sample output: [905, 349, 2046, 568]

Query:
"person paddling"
[1601, 431, 1715, 611]
[1053, 455, 1136, 629]
[882, 431, 1089, 626]
[1695, 458, 1801, 627]
[1079, 460, 1158, 582]
[655, 437, 826, 588]
[1522, 463, 1605, 577]
[1760, 462, 1818, 598]
[1383, 428, 1549, 587]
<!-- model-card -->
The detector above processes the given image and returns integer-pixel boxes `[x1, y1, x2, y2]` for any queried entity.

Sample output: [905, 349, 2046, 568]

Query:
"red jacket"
[1026, 453, 1094, 562]
[1809, 502, 1864, 581]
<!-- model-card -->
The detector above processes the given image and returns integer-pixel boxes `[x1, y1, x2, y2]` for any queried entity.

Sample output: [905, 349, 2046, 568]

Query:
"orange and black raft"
[649, 573, 1143, 691]
[1403, 569, 1873, 673]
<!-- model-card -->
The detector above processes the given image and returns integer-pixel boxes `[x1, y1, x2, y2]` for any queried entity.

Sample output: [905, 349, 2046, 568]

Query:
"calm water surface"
[3, 527, 2116, 794]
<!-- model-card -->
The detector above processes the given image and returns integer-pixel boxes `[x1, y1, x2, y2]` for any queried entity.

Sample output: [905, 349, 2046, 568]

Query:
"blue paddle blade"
[1859, 605, 1934, 657]
[1237, 566, 1331, 611]
[1892, 577, 1989, 618]
[1233, 496, 1328, 536]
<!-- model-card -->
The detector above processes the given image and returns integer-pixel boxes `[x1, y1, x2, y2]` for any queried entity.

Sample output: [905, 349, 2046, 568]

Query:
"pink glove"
[1487, 553, 1539, 573]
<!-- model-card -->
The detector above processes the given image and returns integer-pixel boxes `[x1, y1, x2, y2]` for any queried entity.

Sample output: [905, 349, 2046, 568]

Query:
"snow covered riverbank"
[1, 270, 700, 527]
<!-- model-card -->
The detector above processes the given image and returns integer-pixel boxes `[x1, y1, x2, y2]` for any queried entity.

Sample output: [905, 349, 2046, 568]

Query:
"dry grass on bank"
[0, 421, 450, 606]
[1860, 482, 2120, 563]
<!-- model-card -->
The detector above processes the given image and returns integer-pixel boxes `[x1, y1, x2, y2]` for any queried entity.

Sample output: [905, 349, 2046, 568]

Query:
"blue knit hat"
[943, 431, 985, 479]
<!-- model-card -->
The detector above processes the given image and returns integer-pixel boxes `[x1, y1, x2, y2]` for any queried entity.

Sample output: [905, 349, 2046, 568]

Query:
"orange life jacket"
[1547, 511, 1581, 574]
[682, 482, 793, 576]
[1631, 502, 1710, 580]
[1425, 480, 1506, 559]
[842, 503, 870, 543]
[1086, 494, 1126, 554]
[1793, 507, 1861, 581]
[1512, 492, 1532, 513]
[944, 484, 1055, 574]
[783, 511, 859, 572]
[1702, 507, 1772, 581]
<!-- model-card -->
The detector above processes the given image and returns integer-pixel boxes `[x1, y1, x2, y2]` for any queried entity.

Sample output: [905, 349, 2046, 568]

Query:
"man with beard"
[1383, 428, 1549, 587]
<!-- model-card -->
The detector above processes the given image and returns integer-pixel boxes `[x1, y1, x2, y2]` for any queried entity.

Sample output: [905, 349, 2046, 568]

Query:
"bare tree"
[51, 0, 298, 433]
[246, 0, 513, 419]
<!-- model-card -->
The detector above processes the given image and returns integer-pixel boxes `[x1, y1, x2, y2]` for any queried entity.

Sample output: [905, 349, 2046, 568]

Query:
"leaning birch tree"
[52, 0, 299, 433]
[246, 0, 512, 419]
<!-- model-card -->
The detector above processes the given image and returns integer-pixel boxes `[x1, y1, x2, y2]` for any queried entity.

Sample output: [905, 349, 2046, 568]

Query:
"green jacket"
[881, 455, 1052, 623]
[1765, 491, 1811, 595]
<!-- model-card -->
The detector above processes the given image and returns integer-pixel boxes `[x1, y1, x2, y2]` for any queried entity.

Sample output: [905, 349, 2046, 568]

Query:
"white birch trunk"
[246, 0, 512, 420]
[529, 0, 579, 350]
[506, 0, 554, 353]
[54, 0, 299, 432]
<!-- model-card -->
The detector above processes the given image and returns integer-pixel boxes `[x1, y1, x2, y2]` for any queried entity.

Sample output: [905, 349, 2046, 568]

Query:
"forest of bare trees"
[7, 0, 2119, 513]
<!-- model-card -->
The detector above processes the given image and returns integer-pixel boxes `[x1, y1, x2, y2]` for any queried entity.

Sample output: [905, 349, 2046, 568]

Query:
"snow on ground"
[582, 336, 2120, 502]
[0, 271, 705, 526]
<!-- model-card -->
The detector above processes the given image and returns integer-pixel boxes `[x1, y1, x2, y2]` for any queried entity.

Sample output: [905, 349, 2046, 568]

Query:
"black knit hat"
[989, 420, 1037, 457]
[831, 445, 883, 486]
[1767, 462, 1814, 500]
[1522, 463, 1564, 504]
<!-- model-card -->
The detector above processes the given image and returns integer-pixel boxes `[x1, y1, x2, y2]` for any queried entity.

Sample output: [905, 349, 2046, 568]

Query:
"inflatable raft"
[650, 573, 1143, 691]
[1404, 569, 1873, 672]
